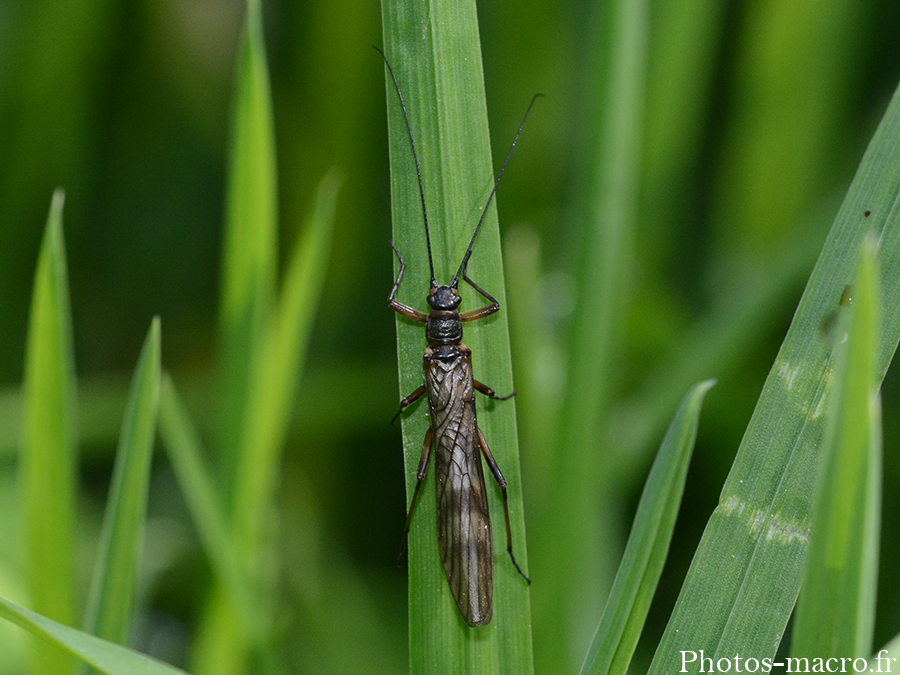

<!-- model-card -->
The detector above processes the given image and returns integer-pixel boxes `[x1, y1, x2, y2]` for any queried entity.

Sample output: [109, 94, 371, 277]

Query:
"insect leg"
[475, 426, 530, 584]
[474, 378, 515, 401]
[388, 241, 429, 322]
[398, 425, 433, 563]
[391, 384, 426, 425]
[459, 273, 500, 321]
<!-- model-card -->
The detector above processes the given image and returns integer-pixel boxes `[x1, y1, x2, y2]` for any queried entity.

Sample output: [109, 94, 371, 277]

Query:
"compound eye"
[448, 289, 461, 309]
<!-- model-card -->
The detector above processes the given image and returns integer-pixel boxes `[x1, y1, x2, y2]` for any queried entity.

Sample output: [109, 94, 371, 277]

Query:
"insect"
[376, 46, 538, 626]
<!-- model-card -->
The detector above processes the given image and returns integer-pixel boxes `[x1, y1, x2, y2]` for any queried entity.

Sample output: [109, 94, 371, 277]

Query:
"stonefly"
[377, 46, 539, 627]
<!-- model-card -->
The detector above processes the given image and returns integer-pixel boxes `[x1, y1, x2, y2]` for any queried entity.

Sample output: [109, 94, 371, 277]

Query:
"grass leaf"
[191, 2, 280, 671]
[648, 78, 900, 675]
[157, 375, 266, 646]
[0, 595, 187, 675]
[581, 380, 715, 675]
[530, 0, 649, 667]
[792, 238, 881, 658]
[216, 0, 278, 482]
[231, 168, 340, 550]
[381, 0, 533, 670]
[20, 189, 78, 675]
[81, 319, 161, 647]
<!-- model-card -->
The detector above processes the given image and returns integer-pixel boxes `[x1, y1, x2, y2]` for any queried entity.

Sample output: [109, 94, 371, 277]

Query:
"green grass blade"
[203, 168, 337, 674]
[580, 380, 715, 675]
[792, 239, 881, 658]
[216, 0, 278, 482]
[0, 596, 188, 675]
[81, 319, 160, 648]
[381, 0, 533, 671]
[192, 2, 280, 671]
[20, 189, 78, 675]
[648, 80, 900, 674]
[160, 171, 340, 666]
[157, 375, 265, 645]
[231, 168, 340, 551]
[530, 0, 649, 668]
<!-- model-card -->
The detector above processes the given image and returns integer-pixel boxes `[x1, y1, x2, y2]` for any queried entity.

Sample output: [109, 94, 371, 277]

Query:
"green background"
[1, 0, 900, 672]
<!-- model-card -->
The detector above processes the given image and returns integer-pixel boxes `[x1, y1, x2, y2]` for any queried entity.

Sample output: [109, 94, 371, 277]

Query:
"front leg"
[459, 272, 500, 322]
[389, 241, 428, 322]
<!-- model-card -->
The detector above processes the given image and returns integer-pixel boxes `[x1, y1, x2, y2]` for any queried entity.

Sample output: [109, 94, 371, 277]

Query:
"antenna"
[452, 93, 544, 288]
[374, 46, 436, 288]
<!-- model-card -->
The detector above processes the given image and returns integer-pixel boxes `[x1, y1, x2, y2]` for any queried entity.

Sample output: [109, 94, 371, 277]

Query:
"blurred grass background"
[1, 0, 900, 672]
